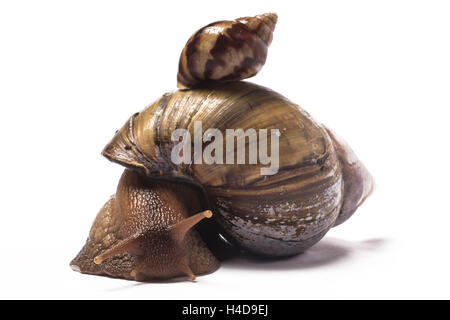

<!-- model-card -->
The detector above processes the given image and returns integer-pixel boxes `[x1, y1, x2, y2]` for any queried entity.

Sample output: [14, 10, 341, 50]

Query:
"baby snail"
[71, 13, 374, 282]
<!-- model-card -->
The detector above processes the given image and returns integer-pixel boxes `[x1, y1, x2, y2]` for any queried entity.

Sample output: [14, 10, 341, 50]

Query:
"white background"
[1, 0, 449, 299]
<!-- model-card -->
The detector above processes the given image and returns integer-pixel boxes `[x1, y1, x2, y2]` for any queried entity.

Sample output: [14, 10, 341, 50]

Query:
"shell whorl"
[102, 81, 345, 256]
[177, 13, 277, 89]
[236, 12, 277, 46]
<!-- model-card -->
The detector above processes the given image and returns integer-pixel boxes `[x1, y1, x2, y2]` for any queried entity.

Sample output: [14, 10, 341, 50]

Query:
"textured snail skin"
[70, 169, 219, 281]
[102, 81, 373, 257]
[177, 13, 277, 89]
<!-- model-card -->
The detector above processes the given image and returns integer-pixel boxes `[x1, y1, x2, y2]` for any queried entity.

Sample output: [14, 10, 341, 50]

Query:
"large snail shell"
[177, 13, 277, 89]
[103, 81, 373, 257]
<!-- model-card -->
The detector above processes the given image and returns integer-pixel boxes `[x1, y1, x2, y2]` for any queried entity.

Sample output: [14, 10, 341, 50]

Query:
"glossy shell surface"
[103, 81, 344, 256]
[177, 13, 277, 89]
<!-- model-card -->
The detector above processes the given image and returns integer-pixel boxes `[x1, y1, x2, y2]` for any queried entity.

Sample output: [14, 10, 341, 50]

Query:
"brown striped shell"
[177, 13, 277, 89]
[102, 81, 373, 257]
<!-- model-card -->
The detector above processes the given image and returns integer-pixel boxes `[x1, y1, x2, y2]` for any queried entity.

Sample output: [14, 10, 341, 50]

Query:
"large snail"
[71, 13, 373, 281]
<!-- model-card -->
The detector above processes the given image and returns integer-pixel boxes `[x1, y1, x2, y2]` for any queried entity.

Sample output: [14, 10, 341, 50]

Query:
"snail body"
[71, 169, 219, 281]
[71, 13, 374, 282]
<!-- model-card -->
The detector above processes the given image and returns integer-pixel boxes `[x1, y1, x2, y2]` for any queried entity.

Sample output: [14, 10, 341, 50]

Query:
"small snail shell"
[101, 81, 374, 257]
[177, 13, 277, 89]
[70, 169, 219, 281]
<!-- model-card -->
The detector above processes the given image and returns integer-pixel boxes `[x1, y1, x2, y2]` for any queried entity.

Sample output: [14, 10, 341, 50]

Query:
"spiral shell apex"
[177, 13, 278, 89]
[236, 12, 277, 46]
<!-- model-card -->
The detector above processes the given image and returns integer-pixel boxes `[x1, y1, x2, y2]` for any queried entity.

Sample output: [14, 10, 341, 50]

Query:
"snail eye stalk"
[170, 210, 213, 243]
[93, 236, 143, 265]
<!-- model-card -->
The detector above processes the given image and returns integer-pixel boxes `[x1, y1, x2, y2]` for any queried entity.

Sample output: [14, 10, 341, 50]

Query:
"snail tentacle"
[93, 236, 143, 265]
[170, 210, 213, 243]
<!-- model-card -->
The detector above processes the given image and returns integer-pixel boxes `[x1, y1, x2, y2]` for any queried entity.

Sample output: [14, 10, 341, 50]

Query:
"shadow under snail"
[71, 13, 374, 281]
